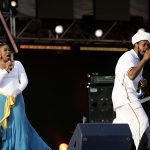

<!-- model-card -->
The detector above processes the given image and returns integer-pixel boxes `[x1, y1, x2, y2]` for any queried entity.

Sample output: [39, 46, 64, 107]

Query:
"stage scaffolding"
[0, 9, 149, 52]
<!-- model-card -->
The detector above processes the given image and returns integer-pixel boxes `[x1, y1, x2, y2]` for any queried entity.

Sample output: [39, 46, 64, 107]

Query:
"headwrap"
[132, 31, 150, 45]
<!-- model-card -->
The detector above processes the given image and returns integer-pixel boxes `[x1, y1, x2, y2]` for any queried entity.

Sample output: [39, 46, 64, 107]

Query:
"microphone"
[10, 52, 14, 62]
[9, 52, 14, 72]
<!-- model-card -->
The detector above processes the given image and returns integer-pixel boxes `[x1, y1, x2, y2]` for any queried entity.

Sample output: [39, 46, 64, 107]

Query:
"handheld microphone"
[10, 52, 14, 62]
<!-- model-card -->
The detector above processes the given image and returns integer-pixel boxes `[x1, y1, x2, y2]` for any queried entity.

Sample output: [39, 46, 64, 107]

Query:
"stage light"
[95, 29, 103, 38]
[80, 46, 128, 52]
[19, 44, 71, 51]
[55, 25, 63, 34]
[55, 25, 64, 39]
[10, 0, 18, 8]
[59, 143, 68, 150]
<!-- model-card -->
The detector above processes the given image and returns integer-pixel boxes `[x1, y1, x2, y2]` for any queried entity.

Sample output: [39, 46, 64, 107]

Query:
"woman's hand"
[5, 61, 14, 73]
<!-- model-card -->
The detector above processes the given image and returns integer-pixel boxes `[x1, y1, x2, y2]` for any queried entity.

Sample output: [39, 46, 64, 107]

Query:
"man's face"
[136, 40, 150, 58]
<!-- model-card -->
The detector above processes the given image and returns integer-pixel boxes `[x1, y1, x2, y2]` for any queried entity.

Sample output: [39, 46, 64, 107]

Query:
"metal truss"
[0, 10, 149, 49]
[0, 10, 18, 52]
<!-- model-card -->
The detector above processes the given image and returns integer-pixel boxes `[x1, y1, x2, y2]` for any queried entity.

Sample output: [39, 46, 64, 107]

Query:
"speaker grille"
[88, 75, 115, 123]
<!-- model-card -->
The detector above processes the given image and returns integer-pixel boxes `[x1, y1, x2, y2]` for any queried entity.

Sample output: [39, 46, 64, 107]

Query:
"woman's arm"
[14, 61, 28, 96]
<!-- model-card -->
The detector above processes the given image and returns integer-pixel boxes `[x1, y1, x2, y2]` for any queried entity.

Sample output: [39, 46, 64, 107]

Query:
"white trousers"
[113, 101, 149, 150]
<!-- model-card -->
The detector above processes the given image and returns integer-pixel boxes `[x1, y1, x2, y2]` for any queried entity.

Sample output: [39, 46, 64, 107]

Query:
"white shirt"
[112, 49, 142, 110]
[0, 60, 28, 96]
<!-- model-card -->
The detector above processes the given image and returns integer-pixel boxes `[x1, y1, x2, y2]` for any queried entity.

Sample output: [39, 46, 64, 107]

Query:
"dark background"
[14, 50, 123, 149]
[14, 49, 150, 150]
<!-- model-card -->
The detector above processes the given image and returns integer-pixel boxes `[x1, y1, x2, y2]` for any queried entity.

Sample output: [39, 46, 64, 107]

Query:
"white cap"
[132, 31, 150, 45]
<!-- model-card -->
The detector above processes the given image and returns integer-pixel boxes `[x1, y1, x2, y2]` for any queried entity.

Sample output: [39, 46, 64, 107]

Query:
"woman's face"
[0, 44, 11, 62]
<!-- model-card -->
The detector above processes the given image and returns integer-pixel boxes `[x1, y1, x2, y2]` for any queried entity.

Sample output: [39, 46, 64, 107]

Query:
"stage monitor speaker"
[138, 126, 150, 150]
[68, 123, 135, 150]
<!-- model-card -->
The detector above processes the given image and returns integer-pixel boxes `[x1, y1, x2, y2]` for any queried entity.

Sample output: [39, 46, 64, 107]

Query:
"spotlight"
[55, 25, 63, 34]
[95, 29, 103, 38]
[59, 143, 68, 150]
[10, 0, 18, 8]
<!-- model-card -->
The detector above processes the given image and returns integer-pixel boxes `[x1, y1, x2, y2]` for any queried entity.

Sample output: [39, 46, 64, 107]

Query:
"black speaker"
[93, 0, 129, 21]
[88, 85, 115, 123]
[68, 123, 135, 150]
[138, 126, 150, 150]
[88, 75, 115, 123]
[36, 0, 73, 19]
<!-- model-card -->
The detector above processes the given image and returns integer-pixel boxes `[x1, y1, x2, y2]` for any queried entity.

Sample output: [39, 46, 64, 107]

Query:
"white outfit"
[0, 60, 52, 149]
[0, 60, 28, 96]
[112, 49, 149, 149]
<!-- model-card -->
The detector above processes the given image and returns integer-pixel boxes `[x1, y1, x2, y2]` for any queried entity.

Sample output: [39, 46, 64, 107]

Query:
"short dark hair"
[0, 42, 7, 47]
